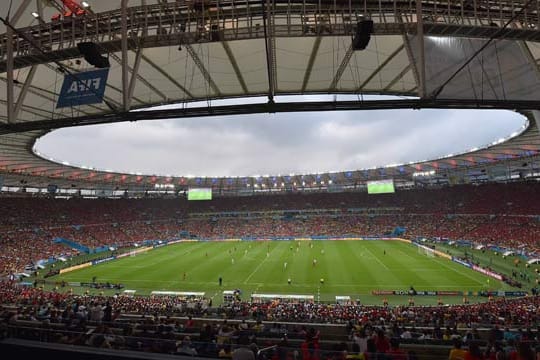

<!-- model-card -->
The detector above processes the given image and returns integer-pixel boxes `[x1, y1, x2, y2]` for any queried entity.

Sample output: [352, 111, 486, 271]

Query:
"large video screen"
[188, 188, 212, 201]
[367, 179, 395, 194]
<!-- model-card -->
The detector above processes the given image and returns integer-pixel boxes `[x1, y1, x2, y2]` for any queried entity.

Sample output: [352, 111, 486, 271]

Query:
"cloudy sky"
[35, 96, 525, 177]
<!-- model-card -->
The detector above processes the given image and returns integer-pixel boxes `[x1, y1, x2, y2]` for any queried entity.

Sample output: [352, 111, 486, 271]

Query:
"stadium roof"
[1, 0, 540, 193]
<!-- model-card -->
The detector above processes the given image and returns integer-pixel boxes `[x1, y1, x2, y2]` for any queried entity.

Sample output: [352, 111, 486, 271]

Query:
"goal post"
[418, 245, 435, 258]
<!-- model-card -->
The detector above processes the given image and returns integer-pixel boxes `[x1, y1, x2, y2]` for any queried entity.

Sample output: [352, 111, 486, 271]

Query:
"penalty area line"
[243, 250, 273, 284]
[364, 246, 389, 270]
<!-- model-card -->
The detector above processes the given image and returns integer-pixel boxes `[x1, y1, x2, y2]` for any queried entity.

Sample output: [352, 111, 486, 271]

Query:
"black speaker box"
[77, 42, 110, 68]
[352, 20, 373, 50]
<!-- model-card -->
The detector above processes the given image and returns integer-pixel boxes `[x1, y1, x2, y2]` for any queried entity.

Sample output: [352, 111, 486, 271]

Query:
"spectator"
[516, 341, 535, 360]
[387, 338, 407, 360]
[465, 341, 485, 360]
[346, 343, 365, 360]
[232, 335, 255, 360]
[176, 335, 198, 356]
[301, 335, 320, 360]
[374, 328, 390, 355]
[449, 338, 467, 360]
[219, 341, 233, 358]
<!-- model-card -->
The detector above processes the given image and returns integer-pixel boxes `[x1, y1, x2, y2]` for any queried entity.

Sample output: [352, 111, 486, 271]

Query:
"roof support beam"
[416, 0, 427, 98]
[106, 1, 162, 106]
[127, 48, 143, 110]
[383, 65, 411, 91]
[222, 41, 249, 93]
[521, 42, 540, 89]
[10, 0, 33, 25]
[0, 74, 56, 103]
[2, 98, 539, 134]
[2, 0, 30, 124]
[35, 0, 44, 18]
[0, 99, 51, 119]
[141, 54, 194, 99]
[533, 111, 540, 137]
[185, 44, 222, 96]
[357, 44, 404, 92]
[6, 26, 14, 124]
[301, 36, 322, 93]
[329, 45, 353, 91]
[402, 32, 421, 99]
[263, 0, 277, 101]
[121, 0, 130, 111]
[109, 52, 167, 103]
[13, 65, 38, 120]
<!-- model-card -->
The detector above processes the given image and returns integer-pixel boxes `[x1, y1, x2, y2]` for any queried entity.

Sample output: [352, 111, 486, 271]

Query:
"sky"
[35, 98, 525, 177]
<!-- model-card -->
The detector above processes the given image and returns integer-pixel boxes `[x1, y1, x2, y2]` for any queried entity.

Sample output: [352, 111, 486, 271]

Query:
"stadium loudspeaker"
[352, 20, 373, 50]
[77, 42, 110, 68]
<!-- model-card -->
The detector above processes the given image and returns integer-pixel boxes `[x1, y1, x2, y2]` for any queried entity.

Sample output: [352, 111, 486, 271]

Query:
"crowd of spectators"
[1, 280, 539, 328]
[185, 182, 540, 215]
[1, 280, 540, 359]
[2, 182, 540, 275]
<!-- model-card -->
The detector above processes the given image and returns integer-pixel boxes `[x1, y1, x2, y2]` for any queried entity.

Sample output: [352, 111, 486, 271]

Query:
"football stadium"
[1, 0, 540, 359]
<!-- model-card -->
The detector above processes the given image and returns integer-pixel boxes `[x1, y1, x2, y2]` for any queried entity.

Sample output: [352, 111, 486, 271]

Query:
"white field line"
[364, 246, 389, 270]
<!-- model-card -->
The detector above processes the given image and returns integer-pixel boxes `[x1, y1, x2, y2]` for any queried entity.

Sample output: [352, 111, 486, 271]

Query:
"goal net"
[418, 246, 435, 258]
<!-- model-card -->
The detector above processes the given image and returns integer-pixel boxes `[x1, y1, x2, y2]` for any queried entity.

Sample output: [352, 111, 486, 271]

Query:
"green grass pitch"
[50, 240, 512, 305]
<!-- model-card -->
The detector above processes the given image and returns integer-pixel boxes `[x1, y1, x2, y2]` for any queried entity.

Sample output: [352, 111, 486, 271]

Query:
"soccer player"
[287, 278, 291, 285]
[219, 276, 222, 286]
[313, 258, 317, 267]
[183, 272, 186, 280]
[284, 262, 287, 270]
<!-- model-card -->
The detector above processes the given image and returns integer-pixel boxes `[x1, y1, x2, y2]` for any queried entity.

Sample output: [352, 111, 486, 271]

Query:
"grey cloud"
[36, 109, 524, 177]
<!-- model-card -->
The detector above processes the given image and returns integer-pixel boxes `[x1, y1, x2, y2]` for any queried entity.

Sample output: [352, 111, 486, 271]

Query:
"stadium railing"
[2, 322, 529, 360]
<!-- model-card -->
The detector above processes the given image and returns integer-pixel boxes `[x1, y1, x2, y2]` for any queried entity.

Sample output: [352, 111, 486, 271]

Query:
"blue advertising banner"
[56, 68, 109, 108]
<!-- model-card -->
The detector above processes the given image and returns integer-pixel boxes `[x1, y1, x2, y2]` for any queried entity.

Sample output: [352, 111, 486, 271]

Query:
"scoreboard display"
[367, 179, 395, 194]
[187, 188, 212, 200]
